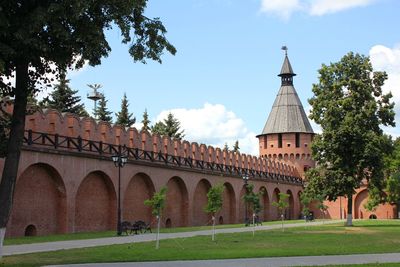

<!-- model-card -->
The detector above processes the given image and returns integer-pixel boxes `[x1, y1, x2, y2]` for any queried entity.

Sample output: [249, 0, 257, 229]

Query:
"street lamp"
[112, 153, 128, 236]
[242, 175, 249, 226]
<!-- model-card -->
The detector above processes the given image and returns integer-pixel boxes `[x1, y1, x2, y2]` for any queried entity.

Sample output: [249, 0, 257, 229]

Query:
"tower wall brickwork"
[258, 133, 315, 178]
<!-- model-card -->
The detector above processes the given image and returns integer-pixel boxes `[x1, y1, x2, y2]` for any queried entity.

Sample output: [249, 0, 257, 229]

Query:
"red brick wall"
[220, 182, 236, 224]
[123, 173, 155, 224]
[259, 186, 270, 221]
[286, 190, 295, 219]
[271, 188, 280, 220]
[75, 172, 116, 232]
[311, 187, 397, 220]
[165, 177, 189, 227]
[1, 149, 305, 237]
[258, 133, 315, 177]
[238, 186, 248, 223]
[192, 179, 211, 226]
[7, 163, 66, 237]
[354, 189, 396, 219]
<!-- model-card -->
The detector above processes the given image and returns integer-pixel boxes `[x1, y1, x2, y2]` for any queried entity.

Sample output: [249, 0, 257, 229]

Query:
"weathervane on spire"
[281, 45, 288, 55]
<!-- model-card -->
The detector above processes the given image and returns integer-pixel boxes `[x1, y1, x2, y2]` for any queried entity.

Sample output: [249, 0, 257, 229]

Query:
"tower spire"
[258, 48, 313, 135]
[281, 45, 288, 56]
[278, 46, 296, 86]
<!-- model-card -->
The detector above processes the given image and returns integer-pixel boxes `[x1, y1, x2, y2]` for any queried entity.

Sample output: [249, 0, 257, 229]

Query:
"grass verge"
[4, 219, 308, 245]
[2, 220, 400, 267]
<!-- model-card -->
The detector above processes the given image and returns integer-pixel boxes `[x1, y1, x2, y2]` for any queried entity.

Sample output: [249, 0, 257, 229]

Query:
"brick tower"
[257, 48, 315, 178]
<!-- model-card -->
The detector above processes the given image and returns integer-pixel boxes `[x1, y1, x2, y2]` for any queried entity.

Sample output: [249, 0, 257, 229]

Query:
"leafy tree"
[386, 172, 400, 205]
[389, 138, 400, 171]
[151, 112, 184, 139]
[144, 187, 167, 250]
[204, 184, 224, 241]
[40, 72, 88, 117]
[307, 52, 395, 226]
[316, 194, 329, 224]
[0, 0, 175, 257]
[115, 93, 136, 127]
[272, 193, 289, 232]
[141, 109, 151, 132]
[300, 193, 312, 220]
[0, 103, 11, 158]
[243, 184, 264, 235]
[243, 184, 263, 217]
[365, 137, 400, 216]
[232, 140, 240, 153]
[93, 93, 113, 123]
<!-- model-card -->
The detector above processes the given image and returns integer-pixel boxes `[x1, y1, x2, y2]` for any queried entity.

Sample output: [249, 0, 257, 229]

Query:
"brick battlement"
[18, 107, 300, 178]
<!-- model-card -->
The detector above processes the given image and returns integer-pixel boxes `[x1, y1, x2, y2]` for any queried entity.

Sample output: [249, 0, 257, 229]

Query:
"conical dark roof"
[260, 55, 313, 135]
[278, 55, 296, 77]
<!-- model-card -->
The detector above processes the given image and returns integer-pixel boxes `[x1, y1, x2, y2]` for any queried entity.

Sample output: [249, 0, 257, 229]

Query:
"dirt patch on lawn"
[294, 227, 377, 235]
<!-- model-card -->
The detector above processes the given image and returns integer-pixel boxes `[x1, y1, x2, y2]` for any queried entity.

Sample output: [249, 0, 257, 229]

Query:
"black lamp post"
[112, 153, 128, 236]
[242, 175, 249, 226]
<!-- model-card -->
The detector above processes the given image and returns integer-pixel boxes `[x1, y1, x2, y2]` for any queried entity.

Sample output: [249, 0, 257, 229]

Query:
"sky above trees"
[27, 0, 400, 154]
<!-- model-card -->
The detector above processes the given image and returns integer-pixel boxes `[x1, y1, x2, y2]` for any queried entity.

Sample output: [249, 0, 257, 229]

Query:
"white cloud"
[310, 0, 375, 16]
[370, 44, 400, 135]
[260, 0, 303, 20]
[260, 0, 377, 19]
[153, 103, 259, 155]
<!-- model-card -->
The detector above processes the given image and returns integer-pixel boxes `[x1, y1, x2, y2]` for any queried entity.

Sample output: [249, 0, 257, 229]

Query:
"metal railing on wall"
[23, 130, 303, 185]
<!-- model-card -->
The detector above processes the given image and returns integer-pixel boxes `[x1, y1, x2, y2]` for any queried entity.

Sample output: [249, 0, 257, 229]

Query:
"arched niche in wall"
[123, 172, 155, 223]
[164, 176, 189, 227]
[10, 163, 67, 237]
[75, 171, 116, 232]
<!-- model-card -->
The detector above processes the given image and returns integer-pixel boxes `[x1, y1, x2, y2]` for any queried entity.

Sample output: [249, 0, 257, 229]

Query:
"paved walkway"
[4, 221, 341, 256]
[46, 253, 400, 267]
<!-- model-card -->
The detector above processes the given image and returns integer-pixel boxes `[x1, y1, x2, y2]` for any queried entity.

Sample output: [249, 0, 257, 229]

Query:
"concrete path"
[46, 253, 400, 267]
[4, 220, 342, 256]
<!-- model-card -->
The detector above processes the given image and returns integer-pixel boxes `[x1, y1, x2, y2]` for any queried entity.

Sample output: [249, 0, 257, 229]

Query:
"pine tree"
[232, 140, 240, 153]
[141, 109, 151, 132]
[115, 93, 136, 127]
[151, 112, 184, 139]
[164, 112, 184, 139]
[40, 72, 88, 117]
[224, 143, 229, 151]
[93, 93, 113, 123]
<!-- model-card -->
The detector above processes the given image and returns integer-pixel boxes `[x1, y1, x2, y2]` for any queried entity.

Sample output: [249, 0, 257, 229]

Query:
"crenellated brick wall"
[24, 108, 300, 178]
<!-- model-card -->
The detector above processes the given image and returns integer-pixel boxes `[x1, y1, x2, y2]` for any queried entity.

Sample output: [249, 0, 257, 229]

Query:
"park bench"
[133, 220, 152, 233]
[121, 220, 152, 235]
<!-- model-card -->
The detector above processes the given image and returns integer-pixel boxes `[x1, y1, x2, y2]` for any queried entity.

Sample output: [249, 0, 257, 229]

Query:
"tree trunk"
[212, 215, 215, 241]
[0, 227, 5, 259]
[252, 213, 255, 237]
[156, 215, 160, 249]
[0, 61, 29, 259]
[346, 194, 353, 226]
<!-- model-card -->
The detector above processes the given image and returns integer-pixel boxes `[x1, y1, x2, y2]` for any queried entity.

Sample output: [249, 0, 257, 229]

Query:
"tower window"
[295, 133, 300, 148]
[278, 133, 282, 148]
[263, 136, 268, 149]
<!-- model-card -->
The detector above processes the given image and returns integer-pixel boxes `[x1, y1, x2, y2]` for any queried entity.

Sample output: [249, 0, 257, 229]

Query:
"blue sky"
[61, 0, 400, 155]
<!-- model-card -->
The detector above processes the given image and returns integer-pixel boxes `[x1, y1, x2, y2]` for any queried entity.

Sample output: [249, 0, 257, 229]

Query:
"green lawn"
[2, 220, 400, 267]
[4, 219, 308, 245]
